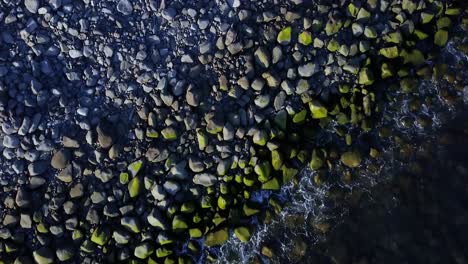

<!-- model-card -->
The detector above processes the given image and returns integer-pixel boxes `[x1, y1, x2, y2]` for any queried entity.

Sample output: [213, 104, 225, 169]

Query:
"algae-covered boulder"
[234, 226, 253, 242]
[340, 151, 362, 168]
[128, 176, 141, 198]
[309, 100, 328, 119]
[204, 228, 229, 247]
[91, 227, 111, 246]
[358, 68, 374, 85]
[277, 26, 292, 45]
[434, 29, 448, 46]
[134, 242, 154, 259]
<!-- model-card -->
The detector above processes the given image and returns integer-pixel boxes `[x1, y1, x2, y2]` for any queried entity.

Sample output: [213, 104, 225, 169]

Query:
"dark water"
[216, 36, 468, 263]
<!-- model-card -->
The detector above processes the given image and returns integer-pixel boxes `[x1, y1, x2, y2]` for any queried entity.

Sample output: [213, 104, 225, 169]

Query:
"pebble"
[51, 149, 70, 169]
[117, 0, 133, 15]
[3, 135, 20, 149]
[28, 160, 49, 176]
[24, 0, 39, 14]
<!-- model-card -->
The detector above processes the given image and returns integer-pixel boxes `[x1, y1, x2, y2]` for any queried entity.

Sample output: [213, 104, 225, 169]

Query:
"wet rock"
[51, 149, 70, 169]
[28, 160, 49, 176]
[117, 0, 133, 15]
[24, 0, 40, 14]
[193, 173, 217, 187]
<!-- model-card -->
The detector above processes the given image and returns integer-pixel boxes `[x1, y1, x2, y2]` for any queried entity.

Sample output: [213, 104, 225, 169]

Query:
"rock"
[254, 94, 270, 108]
[271, 150, 284, 170]
[254, 47, 270, 68]
[94, 169, 113, 183]
[234, 226, 252, 242]
[277, 27, 292, 45]
[186, 85, 200, 106]
[28, 160, 48, 176]
[298, 62, 318, 77]
[20, 213, 32, 228]
[112, 229, 130, 244]
[168, 161, 188, 180]
[193, 173, 217, 187]
[163, 180, 180, 195]
[161, 127, 177, 140]
[57, 164, 73, 182]
[121, 216, 141, 233]
[97, 122, 114, 149]
[379, 46, 399, 58]
[253, 130, 268, 146]
[255, 161, 271, 182]
[33, 248, 54, 264]
[128, 159, 143, 177]
[204, 228, 229, 247]
[56, 247, 74, 261]
[48, 0, 61, 9]
[16, 187, 31, 208]
[251, 78, 265, 91]
[117, 0, 133, 15]
[24, 0, 39, 13]
[172, 215, 188, 230]
[151, 184, 166, 201]
[340, 151, 362, 168]
[51, 149, 70, 169]
[309, 100, 328, 119]
[134, 242, 154, 259]
[358, 68, 375, 85]
[147, 209, 169, 230]
[434, 29, 448, 46]
[298, 31, 312, 45]
[91, 227, 111, 246]
[128, 177, 141, 198]
[3, 135, 20, 148]
[62, 136, 79, 148]
[262, 177, 280, 190]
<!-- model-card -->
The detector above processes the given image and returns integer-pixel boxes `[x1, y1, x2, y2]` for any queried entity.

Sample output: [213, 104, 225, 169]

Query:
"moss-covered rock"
[262, 177, 280, 190]
[271, 150, 284, 171]
[379, 46, 399, 58]
[309, 100, 328, 119]
[128, 159, 143, 177]
[298, 31, 312, 46]
[172, 215, 189, 230]
[161, 127, 178, 140]
[340, 151, 362, 168]
[277, 27, 292, 45]
[434, 29, 448, 47]
[134, 242, 154, 259]
[128, 176, 141, 198]
[255, 161, 272, 182]
[91, 227, 111, 246]
[359, 68, 374, 85]
[204, 228, 229, 247]
[234, 226, 253, 242]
